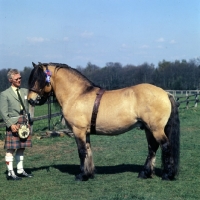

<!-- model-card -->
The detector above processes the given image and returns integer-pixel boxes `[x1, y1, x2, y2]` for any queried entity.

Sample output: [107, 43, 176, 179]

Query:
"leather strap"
[16, 89, 26, 112]
[90, 88, 105, 134]
[16, 89, 31, 124]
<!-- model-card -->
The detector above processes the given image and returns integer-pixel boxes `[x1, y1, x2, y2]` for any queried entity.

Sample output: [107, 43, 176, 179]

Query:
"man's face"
[10, 73, 22, 88]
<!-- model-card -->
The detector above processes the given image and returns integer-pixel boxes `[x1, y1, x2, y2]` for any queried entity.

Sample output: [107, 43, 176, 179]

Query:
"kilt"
[4, 115, 32, 149]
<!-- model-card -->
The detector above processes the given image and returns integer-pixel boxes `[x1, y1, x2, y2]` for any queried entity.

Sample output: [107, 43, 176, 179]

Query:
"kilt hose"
[4, 115, 32, 149]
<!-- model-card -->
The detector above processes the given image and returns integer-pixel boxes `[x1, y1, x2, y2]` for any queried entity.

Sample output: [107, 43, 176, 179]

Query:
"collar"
[11, 86, 20, 91]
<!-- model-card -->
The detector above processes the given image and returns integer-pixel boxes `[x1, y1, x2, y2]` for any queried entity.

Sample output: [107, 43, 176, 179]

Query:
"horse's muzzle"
[28, 99, 36, 106]
[28, 96, 48, 106]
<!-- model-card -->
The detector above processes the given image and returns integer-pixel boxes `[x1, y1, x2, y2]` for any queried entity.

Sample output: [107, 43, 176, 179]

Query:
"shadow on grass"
[26, 163, 162, 178]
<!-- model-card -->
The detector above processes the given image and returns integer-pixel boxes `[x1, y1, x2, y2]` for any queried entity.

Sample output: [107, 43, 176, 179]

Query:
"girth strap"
[90, 88, 105, 134]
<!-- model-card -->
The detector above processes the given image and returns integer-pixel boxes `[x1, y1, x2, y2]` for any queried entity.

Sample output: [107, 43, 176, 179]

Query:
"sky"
[0, 0, 200, 70]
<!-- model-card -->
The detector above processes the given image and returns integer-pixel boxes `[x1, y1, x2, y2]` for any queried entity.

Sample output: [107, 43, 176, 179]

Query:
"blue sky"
[0, 0, 200, 70]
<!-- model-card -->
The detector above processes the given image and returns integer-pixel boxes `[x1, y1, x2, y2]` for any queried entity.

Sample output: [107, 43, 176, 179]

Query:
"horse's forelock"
[28, 68, 36, 88]
[28, 64, 46, 89]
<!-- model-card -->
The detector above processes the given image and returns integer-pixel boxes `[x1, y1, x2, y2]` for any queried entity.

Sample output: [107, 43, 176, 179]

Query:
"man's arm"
[0, 92, 20, 132]
[0, 92, 12, 128]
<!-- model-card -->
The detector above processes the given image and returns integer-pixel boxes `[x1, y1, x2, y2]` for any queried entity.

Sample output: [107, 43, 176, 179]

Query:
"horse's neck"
[50, 67, 93, 106]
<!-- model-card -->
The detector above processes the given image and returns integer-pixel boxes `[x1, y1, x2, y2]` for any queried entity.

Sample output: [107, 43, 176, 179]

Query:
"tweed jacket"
[0, 87, 29, 128]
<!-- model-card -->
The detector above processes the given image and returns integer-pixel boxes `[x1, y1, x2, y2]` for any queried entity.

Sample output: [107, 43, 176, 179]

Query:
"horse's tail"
[163, 94, 180, 176]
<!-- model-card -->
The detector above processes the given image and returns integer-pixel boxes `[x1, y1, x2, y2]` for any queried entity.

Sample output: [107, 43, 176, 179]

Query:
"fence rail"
[166, 90, 199, 109]
[0, 111, 61, 128]
[166, 90, 199, 96]
[0, 97, 62, 129]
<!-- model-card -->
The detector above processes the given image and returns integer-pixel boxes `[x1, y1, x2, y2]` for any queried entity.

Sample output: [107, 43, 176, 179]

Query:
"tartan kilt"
[4, 115, 32, 149]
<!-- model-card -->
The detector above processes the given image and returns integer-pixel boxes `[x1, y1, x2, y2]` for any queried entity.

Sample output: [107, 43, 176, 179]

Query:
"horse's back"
[101, 83, 170, 113]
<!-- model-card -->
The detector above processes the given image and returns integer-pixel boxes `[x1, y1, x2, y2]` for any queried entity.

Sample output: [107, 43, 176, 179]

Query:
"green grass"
[0, 107, 200, 200]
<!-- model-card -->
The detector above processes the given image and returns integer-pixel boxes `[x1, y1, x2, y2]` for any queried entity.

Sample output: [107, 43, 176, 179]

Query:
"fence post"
[195, 91, 199, 107]
[186, 91, 189, 109]
[48, 96, 52, 130]
[29, 105, 35, 133]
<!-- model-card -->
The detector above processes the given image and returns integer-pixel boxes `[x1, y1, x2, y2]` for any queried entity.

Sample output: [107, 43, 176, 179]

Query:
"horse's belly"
[95, 121, 143, 135]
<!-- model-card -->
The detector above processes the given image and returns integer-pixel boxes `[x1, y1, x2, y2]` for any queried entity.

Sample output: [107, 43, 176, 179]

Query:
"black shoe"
[17, 170, 33, 178]
[7, 174, 22, 181]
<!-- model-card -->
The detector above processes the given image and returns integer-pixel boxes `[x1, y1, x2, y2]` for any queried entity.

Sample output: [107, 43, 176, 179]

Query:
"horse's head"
[28, 62, 53, 106]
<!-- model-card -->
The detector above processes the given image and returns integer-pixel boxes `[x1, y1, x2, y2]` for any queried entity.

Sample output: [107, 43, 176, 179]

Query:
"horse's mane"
[28, 62, 99, 91]
[49, 63, 97, 87]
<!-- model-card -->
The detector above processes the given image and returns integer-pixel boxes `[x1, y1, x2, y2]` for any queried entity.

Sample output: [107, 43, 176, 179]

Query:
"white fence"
[166, 90, 199, 109]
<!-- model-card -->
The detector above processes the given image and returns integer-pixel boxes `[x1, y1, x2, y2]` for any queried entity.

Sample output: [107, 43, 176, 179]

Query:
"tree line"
[0, 58, 200, 92]
[79, 58, 200, 90]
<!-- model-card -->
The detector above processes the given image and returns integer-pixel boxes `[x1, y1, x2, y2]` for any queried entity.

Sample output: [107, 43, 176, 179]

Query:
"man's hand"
[10, 124, 20, 132]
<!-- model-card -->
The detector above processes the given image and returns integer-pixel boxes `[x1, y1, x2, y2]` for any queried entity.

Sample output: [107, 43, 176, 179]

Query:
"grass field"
[0, 106, 200, 200]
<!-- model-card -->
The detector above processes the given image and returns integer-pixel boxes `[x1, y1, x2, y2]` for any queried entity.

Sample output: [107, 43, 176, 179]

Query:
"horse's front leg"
[74, 132, 95, 181]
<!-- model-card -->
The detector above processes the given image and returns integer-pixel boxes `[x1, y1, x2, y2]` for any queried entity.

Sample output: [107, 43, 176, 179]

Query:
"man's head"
[7, 69, 22, 88]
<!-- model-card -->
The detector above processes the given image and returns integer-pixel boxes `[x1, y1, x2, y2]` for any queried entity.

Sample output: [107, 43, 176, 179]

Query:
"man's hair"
[7, 69, 20, 79]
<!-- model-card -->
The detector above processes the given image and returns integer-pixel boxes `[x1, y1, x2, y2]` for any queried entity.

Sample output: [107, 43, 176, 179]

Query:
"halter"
[45, 68, 52, 83]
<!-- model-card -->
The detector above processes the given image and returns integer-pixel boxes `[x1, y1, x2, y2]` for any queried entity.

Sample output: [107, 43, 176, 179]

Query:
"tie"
[16, 89, 25, 111]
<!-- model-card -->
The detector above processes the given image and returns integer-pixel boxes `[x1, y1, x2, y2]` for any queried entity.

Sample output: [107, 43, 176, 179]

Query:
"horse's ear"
[38, 62, 43, 69]
[32, 62, 37, 68]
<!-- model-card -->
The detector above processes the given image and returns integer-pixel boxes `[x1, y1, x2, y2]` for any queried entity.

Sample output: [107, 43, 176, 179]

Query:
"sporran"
[16, 89, 31, 139]
[18, 124, 30, 139]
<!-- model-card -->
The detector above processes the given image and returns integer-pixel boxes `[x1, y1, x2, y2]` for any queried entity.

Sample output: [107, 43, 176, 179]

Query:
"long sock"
[5, 156, 15, 176]
[15, 155, 24, 174]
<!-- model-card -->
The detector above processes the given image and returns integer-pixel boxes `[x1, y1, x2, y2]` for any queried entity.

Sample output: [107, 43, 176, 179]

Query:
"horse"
[27, 62, 180, 181]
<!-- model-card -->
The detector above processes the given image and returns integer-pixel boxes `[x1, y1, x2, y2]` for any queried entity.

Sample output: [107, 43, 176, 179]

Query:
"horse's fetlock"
[79, 148, 87, 158]
[86, 143, 90, 149]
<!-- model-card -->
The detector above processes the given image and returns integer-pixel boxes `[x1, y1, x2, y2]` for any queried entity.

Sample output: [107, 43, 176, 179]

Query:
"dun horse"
[28, 62, 180, 181]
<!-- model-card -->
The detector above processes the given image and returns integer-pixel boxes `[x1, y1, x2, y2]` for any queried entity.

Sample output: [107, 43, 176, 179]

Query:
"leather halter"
[90, 88, 105, 134]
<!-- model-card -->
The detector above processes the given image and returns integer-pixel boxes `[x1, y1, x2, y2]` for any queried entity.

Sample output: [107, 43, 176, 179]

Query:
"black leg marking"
[138, 129, 159, 179]
[161, 142, 175, 180]
[75, 135, 95, 181]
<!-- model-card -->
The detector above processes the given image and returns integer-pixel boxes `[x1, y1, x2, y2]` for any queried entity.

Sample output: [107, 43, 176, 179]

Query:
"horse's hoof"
[138, 171, 153, 179]
[88, 174, 94, 179]
[75, 173, 89, 181]
[138, 171, 148, 179]
[162, 173, 174, 181]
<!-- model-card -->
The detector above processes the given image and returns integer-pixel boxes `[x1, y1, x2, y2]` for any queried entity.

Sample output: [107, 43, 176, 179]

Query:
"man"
[0, 69, 33, 180]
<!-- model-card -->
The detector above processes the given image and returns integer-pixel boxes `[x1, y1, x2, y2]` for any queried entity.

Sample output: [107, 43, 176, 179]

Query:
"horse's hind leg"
[150, 129, 176, 180]
[161, 141, 176, 180]
[75, 132, 95, 181]
[138, 128, 159, 179]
